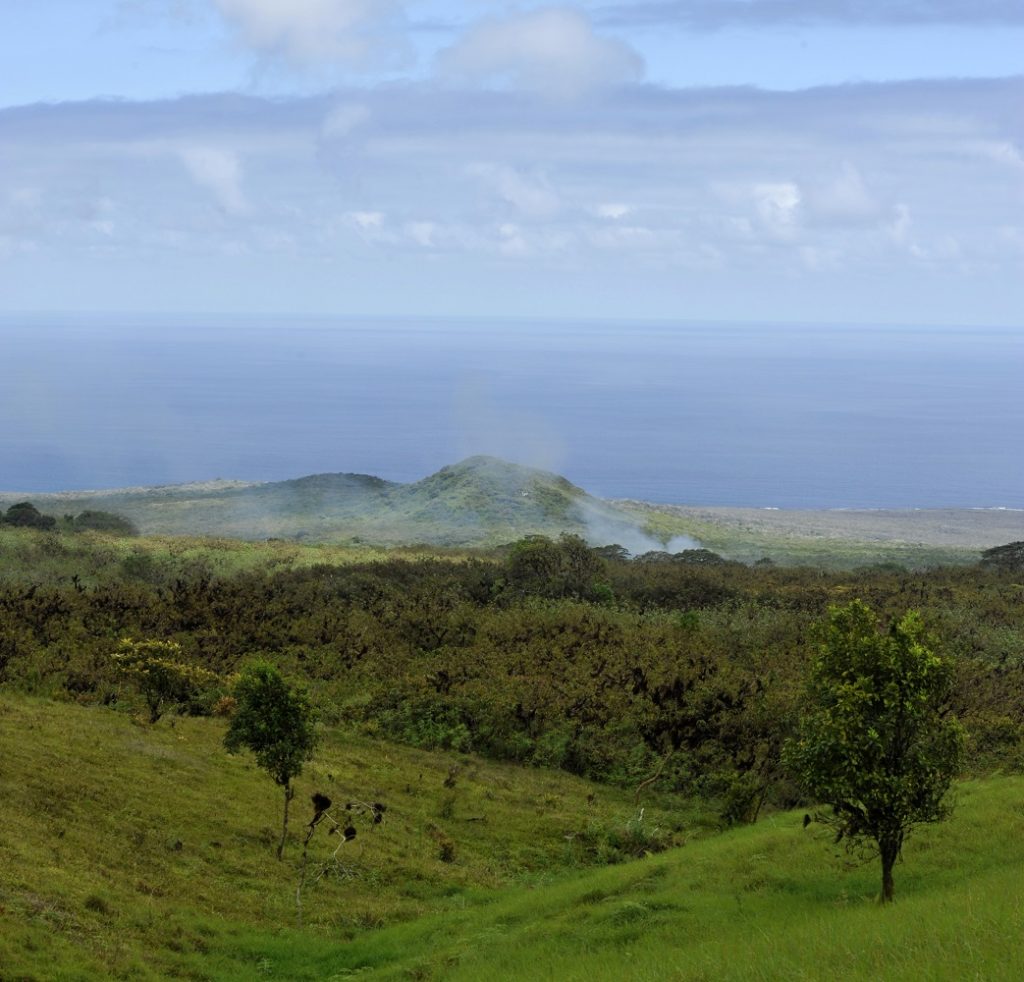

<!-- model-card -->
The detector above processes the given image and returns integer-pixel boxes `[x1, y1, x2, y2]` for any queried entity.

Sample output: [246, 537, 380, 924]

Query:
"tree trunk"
[879, 836, 900, 903]
[750, 782, 770, 825]
[277, 782, 294, 861]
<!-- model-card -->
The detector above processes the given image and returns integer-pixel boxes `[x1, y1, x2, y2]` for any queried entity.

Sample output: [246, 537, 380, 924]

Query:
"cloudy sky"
[2, 1, 1022, 324]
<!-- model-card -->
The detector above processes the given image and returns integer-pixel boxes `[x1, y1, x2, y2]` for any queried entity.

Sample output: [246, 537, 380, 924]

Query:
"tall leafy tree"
[784, 600, 964, 902]
[224, 662, 319, 860]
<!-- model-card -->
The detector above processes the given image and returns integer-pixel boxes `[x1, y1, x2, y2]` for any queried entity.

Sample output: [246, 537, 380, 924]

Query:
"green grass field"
[0, 695, 691, 980]
[2, 694, 1022, 981]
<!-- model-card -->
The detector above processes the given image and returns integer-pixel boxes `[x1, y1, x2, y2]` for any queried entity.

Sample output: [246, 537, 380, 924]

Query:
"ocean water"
[1, 316, 1021, 509]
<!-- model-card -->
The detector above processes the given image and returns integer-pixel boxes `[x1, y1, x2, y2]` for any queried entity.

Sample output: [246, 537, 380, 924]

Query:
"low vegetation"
[0, 694, 688, 979]
[1, 695, 1021, 980]
[309, 775, 1024, 981]
[2, 528, 1020, 805]
[1, 508, 1022, 978]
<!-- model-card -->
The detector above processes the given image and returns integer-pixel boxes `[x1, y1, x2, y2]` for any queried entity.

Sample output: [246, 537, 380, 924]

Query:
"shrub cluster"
[1, 502, 56, 530]
[0, 501, 137, 535]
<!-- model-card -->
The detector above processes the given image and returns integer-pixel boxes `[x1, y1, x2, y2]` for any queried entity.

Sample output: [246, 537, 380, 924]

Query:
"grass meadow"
[0, 694, 688, 980]
[2, 694, 1021, 980]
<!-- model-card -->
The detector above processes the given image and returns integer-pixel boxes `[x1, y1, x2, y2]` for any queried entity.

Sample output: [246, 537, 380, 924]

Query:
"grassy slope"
[0, 457, 625, 548]
[2, 696, 1022, 981]
[0, 695, 691, 981]
[278, 777, 1024, 981]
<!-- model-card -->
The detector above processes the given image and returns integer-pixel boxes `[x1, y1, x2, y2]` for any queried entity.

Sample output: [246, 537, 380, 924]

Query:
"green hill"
[5, 456, 1016, 565]
[386, 456, 632, 545]
[0, 457, 657, 549]
[2, 694, 1021, 981]
[326, 774, 1024, 981]
[0, 694, 690, 980]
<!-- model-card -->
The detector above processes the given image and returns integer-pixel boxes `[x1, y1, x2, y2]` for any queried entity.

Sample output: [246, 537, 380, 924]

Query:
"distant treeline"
[0, 531, 1021, 821]
[0, 501, 137, 536]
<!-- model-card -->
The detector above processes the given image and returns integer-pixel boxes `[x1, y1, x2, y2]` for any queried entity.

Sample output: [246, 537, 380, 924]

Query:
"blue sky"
[2, 1, 1023, 324]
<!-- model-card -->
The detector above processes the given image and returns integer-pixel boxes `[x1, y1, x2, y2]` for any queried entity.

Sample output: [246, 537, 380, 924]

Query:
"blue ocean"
[2, 316, 1021, 509]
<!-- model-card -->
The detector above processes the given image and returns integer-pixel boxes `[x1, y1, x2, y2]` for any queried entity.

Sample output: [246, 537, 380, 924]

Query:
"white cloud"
[1, 187, 44, 236]
[178, 146, 249, 214]
[798, 244, 840, 271]
[438, 7, 644, 99]
[977, 140, 1024, 172]
[588, 223, 661, 249]
[909, 233, 962, 263]
[0, 234, 37, 260]
[752, 182, 802, 240]
[887, 203, 913, 245]
[3, 77, 1023, 321]
[321, 102, 371, 140]
[594, 202, 630, 219]
[405, 220, 437, 247]
[212, 0, 405, 68]
[713, 165, 908, 247]
[804, 163, 884, 227]
[347, 209, 384, 228]
[467, 162, 561, 218]
[497, 222, 529, 256]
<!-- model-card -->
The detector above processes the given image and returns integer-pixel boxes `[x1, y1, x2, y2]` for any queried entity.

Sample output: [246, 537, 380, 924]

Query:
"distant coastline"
[2, 459, 1021, 553]
[620, 500, 1024, 550]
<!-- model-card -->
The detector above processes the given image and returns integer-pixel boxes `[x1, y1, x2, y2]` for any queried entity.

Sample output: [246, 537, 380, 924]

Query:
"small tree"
[224, 662, 319, 860]
[784, 601, 964, 902]
[112, 638, 217, 723]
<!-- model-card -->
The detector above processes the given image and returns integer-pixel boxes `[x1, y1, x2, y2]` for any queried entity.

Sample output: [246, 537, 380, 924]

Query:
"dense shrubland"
[1, 527, 1022, 823]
